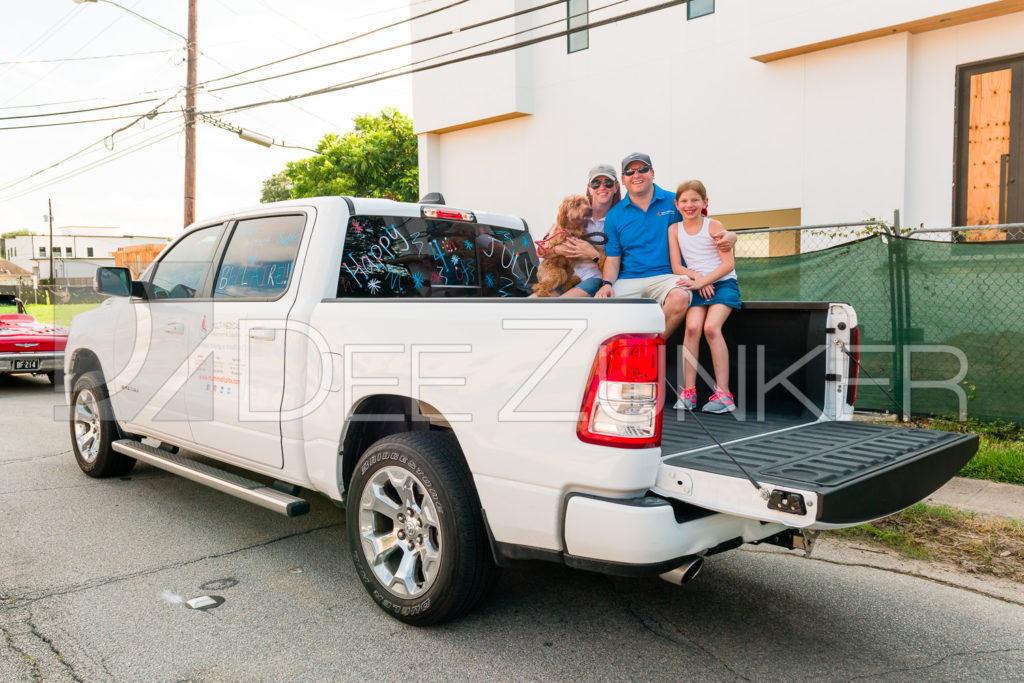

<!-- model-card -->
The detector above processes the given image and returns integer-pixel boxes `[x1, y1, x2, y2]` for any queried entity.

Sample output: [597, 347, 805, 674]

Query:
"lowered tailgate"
[653, 416, 978, 529]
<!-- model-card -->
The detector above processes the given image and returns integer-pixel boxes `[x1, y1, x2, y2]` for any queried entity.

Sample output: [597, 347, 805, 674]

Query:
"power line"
[0, 93, 182, 193]
[1, 1, 142, 107]
[0, 127, 182, 203]
[206, 0, 568, 95]
[0, 124, 183, 202]
[198, 0, 472, 88]
[200, 52, 345, 133]
[203, 0, 659, 117]
[87, 0, 188, 43]
[0, 48, 180, 65]
[0, 97, 163, 122]
[249, 0, 327, 42]
[1, 1, 682, 203]
[0, 5, 84, 81]
[0, 114, 180, 194]
[0, 110, 175, 131]
[0, 87, 181, 112]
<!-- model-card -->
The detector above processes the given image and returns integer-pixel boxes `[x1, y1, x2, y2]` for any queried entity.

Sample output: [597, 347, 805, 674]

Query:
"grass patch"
[868, 414, 1024, 486]
[959, 437, 1024, 486]
[23, 303, 100, 327]
[827, 502, 1024, 582]
[930, 415, 1024, 441]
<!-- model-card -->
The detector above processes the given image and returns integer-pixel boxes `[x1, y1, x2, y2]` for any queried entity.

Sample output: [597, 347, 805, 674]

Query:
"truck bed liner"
[660, 413, 978, 526]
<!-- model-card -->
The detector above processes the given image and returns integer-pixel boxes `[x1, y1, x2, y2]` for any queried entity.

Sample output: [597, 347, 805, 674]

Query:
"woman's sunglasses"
[589, 178, 615, 189]
[621, 164, 651, 176]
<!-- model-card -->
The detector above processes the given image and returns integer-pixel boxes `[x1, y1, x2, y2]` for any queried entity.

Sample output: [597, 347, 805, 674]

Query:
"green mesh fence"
[736, 235, 1024, 422]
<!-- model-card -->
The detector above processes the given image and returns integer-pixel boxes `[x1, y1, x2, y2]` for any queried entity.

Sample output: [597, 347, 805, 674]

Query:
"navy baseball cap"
[621, 152, 652, 173]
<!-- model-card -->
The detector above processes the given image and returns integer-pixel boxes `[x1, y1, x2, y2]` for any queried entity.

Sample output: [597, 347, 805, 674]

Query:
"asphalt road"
[2, 374, 1023, 681]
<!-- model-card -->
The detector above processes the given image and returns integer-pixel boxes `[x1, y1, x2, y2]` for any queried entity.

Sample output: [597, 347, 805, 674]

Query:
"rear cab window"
[337, 214, 537, 297]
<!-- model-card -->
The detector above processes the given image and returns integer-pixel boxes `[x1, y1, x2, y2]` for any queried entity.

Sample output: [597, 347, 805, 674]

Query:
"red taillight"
[846, 326, 860, 406]
[605, 339, 661, 382]
[577, 334, 664, 449]
[422, 207, 476, 222]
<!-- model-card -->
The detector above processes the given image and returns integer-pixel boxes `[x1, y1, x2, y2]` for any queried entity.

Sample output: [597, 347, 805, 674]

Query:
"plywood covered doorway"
[955, 54, 1024, 240]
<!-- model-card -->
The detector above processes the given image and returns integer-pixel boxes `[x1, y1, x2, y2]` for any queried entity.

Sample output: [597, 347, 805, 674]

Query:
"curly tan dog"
[533, 194, 603, 297]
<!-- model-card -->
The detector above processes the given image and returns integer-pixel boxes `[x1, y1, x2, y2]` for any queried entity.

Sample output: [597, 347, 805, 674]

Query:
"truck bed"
[656, 302, 978, 528]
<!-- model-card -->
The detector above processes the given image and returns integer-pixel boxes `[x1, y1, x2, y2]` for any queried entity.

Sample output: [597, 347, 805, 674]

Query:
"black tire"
[46, 368, 64, 386]
[347, 431, 499, 625]
[69, 371, 135, 478]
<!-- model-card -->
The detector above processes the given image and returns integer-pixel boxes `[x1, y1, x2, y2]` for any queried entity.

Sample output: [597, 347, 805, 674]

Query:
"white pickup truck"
[65, 196, 977, 624]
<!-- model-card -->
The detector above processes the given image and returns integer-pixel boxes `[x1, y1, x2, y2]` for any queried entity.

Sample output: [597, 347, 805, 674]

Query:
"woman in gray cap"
[546, 163, 621, 297]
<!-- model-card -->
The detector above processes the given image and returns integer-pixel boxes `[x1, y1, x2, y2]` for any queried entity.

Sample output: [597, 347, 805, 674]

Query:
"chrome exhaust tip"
[659, 556, 704, 585]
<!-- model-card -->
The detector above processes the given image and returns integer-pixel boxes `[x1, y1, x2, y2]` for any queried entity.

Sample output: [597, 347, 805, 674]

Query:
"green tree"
[263, 108, 418, 203]
[260, 171, 293, 203]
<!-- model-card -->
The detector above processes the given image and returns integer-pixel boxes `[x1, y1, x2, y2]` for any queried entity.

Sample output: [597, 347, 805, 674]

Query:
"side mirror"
[94, 267, 137, 297]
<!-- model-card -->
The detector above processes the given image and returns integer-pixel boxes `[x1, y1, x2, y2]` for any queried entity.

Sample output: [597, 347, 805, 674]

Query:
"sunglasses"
[589, 178, 615, 189]
[621, 164, 651, 176]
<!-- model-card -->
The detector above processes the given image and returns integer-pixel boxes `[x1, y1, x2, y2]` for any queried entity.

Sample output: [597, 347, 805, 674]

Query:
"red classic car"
[0, 295, 67, 384]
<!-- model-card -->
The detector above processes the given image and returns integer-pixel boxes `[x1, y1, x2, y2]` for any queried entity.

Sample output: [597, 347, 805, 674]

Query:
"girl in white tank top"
[667, 180, 741, 414]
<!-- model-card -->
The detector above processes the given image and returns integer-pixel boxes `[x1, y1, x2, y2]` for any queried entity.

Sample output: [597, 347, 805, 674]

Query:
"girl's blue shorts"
[688, 278, 742, 309]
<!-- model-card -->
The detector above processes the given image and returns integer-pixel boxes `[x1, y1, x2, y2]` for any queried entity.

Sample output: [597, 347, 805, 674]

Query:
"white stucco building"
[1, 226, 169, 281]
[410, 0, 1024, 248]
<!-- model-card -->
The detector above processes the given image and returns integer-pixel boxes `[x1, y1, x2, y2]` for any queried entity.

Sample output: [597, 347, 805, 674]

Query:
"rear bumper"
[0, 351, 63, 374]
[562, 493, 786, 566]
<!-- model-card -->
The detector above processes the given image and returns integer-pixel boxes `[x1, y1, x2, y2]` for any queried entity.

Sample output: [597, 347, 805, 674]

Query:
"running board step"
[112, 439, 310, 517]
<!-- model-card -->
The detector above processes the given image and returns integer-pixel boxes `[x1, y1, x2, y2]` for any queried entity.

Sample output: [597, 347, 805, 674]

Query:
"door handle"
[164, 322, 184, 335]
[249, 328, 276, 341]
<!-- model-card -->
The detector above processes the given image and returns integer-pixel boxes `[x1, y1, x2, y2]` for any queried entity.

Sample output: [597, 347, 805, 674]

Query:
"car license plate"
[13, 359, 39, 370]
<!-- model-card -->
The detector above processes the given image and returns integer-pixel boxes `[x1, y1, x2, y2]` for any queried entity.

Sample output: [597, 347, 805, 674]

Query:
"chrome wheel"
[73, 388, 101, 464]
[357, 465, 442, 598]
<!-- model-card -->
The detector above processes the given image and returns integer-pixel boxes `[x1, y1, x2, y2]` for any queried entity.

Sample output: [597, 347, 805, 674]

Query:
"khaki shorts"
[612, 274, 691, 306]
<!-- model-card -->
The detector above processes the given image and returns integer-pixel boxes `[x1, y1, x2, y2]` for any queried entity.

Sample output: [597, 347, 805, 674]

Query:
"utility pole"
[183, 0, 198, 229]
[47, 198, 54, 288]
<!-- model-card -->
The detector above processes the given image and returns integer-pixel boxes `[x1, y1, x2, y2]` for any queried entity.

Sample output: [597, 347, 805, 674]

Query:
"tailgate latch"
[767, 489, 807, 515]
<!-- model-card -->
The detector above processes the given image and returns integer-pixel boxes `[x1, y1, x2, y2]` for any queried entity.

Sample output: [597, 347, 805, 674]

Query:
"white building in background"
[1, 226, 169, 281]
[410, 0, 1024, 253]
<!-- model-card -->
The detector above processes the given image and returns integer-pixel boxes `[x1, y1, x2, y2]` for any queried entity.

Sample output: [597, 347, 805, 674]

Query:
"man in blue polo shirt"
[595, 152, 735, 337]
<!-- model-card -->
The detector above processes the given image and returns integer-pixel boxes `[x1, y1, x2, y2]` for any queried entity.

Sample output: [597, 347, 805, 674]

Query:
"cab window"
[148, 224, 224, 299]
[213, 214, 305, 299]
[337, 215, 537, 298]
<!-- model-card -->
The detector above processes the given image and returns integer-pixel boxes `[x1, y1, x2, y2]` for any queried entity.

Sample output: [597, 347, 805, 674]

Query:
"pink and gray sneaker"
[673, 386, 697, 410]
[702, 389, 735, 414]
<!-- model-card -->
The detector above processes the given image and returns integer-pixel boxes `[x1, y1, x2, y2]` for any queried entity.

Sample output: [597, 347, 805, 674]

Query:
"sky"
[0, 0, 415, 239]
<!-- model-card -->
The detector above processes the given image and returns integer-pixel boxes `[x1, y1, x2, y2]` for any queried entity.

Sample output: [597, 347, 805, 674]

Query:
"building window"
[39, 247, 46, 257]
[87, 247, 94, 257]
[65, 247, 73, 257]
[568, 0, 588, 53]
[687, 0, 714, 19]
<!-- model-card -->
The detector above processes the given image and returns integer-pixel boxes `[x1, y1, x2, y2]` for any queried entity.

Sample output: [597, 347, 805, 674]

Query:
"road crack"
[2, 522, 343, 609]
[26, 610, 85, 683]
[0, 450, 70, 467]
[746, 550, 1024, 607]
[2, 621, 41, 681]
[847, 647, 1024, 680]
[604, 576, 748, 681]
